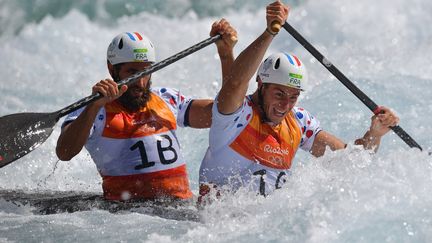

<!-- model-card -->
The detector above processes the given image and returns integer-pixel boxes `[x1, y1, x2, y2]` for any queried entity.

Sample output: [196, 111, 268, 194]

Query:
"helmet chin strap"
[257, 84, 271, 123]
[112, 64, 122, 83]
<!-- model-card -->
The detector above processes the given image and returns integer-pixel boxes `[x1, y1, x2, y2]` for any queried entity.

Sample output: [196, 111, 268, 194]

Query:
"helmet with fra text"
[258, 52, 307, 90]
[107, 32, 156, 65]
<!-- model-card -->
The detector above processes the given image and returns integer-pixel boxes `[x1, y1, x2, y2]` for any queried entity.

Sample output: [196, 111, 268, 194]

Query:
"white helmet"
[257, 52, 307, 90]
[107, 32, 156, 65]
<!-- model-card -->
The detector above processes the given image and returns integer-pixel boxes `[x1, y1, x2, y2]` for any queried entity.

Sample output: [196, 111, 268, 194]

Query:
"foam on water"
[1, 0, 432, 242]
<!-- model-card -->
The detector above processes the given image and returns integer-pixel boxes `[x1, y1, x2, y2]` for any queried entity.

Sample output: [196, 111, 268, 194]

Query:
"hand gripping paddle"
[0, 35, 221, 168]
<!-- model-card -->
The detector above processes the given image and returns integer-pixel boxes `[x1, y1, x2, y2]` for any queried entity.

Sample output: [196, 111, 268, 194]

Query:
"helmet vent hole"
[274, 58, 280, 69]
[118, 39, 123, 49]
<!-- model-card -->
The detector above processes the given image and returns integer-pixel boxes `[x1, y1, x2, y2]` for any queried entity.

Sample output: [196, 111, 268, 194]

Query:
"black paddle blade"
[0, 112, 59, 168]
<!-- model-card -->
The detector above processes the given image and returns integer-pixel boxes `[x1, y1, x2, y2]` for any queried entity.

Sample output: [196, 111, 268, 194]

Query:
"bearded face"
[112, 62, 153, 112]
[117, 81, 152, 111]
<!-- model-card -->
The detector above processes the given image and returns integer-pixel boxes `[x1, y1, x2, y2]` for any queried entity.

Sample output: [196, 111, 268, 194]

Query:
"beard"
[117, 82, 152, 112]
[111, 65, 152, 111]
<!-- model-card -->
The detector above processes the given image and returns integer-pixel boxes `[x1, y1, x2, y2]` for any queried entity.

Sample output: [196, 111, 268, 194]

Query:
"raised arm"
[217, 1, 289, 114]
[56, 79, 127, 160]
[210, 18, 237, 86]
[187, 18, 238, 128]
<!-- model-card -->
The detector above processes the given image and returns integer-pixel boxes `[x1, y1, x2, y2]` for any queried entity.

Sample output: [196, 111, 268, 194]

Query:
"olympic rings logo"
[268, 155, 283, 165]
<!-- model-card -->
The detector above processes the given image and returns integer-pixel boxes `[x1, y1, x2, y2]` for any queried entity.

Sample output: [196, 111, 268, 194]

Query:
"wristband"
[265, 28, 277, 36]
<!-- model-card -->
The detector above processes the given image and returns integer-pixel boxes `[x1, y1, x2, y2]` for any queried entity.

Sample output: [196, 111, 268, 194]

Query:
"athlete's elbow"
[56, 151, 72, 161]
[55, 146, 76, 161]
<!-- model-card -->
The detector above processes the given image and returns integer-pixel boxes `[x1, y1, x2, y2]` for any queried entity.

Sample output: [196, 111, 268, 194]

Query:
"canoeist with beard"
[56, 19, 237, 202]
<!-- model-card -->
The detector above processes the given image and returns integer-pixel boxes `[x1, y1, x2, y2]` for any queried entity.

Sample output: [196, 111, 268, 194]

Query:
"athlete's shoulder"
[292, 106, 321, 134]
[151, 87, 180, 101]
[291, 106, 319, 126]
[151, 86, 187, 108]
[292, 106, 314, 119]
[151, 87, 179, 97]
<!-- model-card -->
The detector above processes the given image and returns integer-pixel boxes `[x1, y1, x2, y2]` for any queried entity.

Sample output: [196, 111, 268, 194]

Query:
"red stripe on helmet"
[134, 32, 143, 40]
[293, 55, 302, 66]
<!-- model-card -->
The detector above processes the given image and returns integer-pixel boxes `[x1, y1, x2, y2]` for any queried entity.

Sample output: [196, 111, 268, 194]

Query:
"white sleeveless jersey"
[62, 87, 194, 200]
[199, 96, 322, 196]
[63, 87, 192, 176]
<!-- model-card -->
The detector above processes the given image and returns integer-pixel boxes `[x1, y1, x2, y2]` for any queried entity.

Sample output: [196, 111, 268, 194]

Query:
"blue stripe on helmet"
[126, 32, 136, 41]
[284, 53, 295, 65]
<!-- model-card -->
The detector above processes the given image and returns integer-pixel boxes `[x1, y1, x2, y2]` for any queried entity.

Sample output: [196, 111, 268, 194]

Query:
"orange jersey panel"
[229, 109, 302, 170]
[102, 164, 192, 200]
[102, 93, 177, 139]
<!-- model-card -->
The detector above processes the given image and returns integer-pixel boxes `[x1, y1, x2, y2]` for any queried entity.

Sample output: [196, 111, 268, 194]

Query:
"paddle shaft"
[280, 22, 423, 151]
[56, 34, 221, 119]
[0, 34, 221, 168]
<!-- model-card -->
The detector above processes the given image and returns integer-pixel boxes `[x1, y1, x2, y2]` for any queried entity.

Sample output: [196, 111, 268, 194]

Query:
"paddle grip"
[270, 21, 281, 33]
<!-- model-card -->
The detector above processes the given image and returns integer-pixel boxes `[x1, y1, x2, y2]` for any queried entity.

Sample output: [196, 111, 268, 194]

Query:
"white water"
[1, 0, 432, 242]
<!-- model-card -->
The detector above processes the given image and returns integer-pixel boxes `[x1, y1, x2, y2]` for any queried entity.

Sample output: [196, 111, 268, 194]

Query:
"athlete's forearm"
[187, 99, 213, 129]
[56, 104, 101, 160]
[218, 49, 234, 86]
[228, 30, 273, 88]
[310, 131, 346, 157]
[217, 30, 274, 114]
[354, 130, 382, 152]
